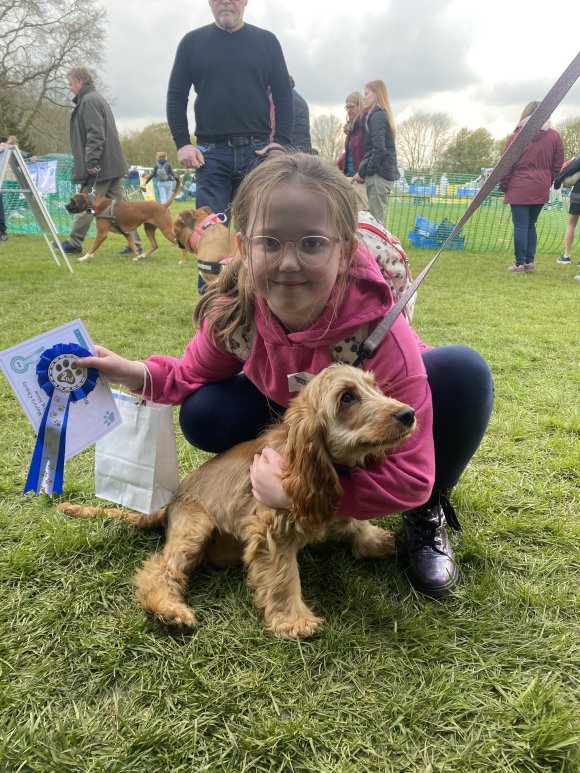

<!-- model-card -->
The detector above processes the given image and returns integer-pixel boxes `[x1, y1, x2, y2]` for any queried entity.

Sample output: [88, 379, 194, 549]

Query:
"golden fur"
[172, 205, 236, 280]
[59, 365, 416, 639]
[65, 177, 182, 261]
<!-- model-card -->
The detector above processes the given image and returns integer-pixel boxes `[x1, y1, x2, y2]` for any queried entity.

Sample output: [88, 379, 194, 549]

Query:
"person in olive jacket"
[355, 80, 399, 226]
[56, 66, 141, 256]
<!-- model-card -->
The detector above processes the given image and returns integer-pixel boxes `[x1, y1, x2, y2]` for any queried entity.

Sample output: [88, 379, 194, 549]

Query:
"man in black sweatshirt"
[167, 0, 293, 233]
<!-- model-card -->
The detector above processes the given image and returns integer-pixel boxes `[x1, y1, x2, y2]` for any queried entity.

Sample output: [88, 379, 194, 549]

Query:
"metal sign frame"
[0, 145, 73, 273]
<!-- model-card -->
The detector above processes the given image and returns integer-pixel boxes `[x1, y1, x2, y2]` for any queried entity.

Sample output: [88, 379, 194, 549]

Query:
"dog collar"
[188, 212, 226, 252]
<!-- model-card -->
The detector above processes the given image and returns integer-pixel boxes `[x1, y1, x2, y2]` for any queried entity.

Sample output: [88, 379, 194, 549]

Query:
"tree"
[396, 111, 455, 172]
[0, 0, 107, 153]
[440, 127, 498, 175]
[311, 114, 344, 161]
[557, 117, 580, 159]
[119, 123, 179, 168]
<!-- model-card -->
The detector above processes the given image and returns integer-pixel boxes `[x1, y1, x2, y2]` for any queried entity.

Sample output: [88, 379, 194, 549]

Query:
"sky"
[99, 0, 580, 141]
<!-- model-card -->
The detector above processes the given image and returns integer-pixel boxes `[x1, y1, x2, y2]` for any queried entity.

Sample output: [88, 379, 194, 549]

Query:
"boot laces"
[404, 491, 461, 554]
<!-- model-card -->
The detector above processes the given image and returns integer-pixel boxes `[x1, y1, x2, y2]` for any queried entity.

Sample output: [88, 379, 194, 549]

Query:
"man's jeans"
[195, 140, 268, 222]
[194, 140, 268, 291]
[509, 203, 544, 265]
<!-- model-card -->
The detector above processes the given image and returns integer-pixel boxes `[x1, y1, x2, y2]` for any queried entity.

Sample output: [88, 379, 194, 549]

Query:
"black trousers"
[179, 345, 494, 494]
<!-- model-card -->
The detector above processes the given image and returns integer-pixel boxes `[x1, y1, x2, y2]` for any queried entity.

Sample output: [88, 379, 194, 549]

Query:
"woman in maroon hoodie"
[337, 92, 366, 177]
[500, 101, 564, 272]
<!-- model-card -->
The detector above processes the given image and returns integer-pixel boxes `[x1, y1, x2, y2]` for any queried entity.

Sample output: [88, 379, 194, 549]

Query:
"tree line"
[2, 1, 579, 174]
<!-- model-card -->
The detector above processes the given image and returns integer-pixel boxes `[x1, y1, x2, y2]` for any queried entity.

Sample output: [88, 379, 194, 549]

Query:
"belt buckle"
[228, 136, 250, 147]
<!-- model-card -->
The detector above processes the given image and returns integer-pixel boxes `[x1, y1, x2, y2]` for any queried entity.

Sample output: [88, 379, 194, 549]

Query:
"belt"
[218, 136, 266, 147]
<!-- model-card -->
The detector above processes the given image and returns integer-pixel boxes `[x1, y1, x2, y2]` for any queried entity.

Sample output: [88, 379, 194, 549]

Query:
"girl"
[75, 153, 493, 599]
[355, 80, 399, 227]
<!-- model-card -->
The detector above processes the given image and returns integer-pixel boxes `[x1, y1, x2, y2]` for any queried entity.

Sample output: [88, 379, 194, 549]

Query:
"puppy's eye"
[340, 391, 357, 405]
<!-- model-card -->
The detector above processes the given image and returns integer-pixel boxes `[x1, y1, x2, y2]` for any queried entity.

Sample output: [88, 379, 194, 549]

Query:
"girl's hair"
[519, 100, 540, 121]
[194, 152, 359, 347]
[365, 80, 396, 138]
[66, 66, 94, 86]
[156, 151, 168, 160]
[6, 135, 18, 146]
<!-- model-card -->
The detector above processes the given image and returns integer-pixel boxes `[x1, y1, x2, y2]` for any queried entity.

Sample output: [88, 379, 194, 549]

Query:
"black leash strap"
[354, 50, 580, 366]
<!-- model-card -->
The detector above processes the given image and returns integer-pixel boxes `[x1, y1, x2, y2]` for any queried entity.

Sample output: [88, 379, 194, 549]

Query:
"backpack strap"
[356, 214, 416, 322]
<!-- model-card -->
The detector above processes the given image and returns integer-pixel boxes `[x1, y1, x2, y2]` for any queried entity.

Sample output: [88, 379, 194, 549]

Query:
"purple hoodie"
[144, 246, 435, 519]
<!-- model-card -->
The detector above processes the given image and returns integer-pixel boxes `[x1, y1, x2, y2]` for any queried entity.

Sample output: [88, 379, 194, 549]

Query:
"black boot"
[402, 489, 461, 598]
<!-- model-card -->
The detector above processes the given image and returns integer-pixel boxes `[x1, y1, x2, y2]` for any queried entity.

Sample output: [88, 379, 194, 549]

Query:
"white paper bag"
[95, 390, 180, 514]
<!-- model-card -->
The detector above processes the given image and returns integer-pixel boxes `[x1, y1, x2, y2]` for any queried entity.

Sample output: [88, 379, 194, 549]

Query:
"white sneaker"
[556, 255, 571, 264]
[77, 254, 93, 262]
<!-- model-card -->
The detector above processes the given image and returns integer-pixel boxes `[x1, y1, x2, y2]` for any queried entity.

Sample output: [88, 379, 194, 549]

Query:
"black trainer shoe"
[118, 246, 132, 255]
[403, 489, 461, 598]
[53, 239, 82, 254]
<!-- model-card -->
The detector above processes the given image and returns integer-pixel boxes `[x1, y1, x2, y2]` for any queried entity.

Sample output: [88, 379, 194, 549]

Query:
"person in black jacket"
[355, 79, 399, 226]
[554, 155, 580, 266]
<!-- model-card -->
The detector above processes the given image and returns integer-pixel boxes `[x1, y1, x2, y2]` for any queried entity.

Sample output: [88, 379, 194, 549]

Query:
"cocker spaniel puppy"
[60, 364, 416, 639]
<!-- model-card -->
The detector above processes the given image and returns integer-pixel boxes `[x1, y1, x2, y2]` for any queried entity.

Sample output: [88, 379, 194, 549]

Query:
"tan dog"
[173, 206, 237, 283]
[59, 364, 416, 640]
[65, 176, 182, 262]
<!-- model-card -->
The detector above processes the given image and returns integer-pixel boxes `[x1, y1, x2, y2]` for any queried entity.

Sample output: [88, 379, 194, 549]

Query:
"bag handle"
[112, 361, 154, 411]
[140, 361, 154, 405]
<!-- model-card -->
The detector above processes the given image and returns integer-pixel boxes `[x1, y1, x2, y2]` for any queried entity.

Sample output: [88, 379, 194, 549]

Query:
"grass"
[0, 230, 579, 772]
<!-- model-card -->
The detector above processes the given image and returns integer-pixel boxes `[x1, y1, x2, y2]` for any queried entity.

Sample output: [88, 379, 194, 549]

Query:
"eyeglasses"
[244, 235, 342, 268]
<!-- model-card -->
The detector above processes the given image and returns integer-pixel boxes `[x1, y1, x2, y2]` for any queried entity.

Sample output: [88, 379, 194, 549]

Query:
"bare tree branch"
[0, 0, 107, 150]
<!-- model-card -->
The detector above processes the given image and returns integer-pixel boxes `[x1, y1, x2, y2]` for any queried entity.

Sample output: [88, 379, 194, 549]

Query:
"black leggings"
[179, 345, 494, 492]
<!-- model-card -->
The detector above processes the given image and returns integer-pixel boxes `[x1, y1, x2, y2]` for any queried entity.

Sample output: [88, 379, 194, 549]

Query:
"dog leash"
[85, 167, 100, 215]
[353, 49, 580, 367]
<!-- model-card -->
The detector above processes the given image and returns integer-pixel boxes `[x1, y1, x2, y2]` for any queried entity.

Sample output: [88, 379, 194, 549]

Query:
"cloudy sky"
[100, 0, 580, 140]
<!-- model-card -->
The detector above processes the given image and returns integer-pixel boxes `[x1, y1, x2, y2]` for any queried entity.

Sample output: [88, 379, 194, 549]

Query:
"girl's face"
[238, 184, 350, 332]
[363, 87, 377, 110]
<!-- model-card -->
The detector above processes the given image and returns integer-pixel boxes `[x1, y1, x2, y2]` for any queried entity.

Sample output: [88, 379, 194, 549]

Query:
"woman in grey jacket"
[355, 80, 399, 226]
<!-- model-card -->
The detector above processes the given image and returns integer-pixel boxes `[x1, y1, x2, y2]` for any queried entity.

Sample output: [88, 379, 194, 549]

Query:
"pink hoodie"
[144, 247, 435, 519]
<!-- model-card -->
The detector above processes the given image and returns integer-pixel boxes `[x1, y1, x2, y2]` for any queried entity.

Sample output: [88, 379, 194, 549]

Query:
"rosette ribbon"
[24, 343, 98, 496]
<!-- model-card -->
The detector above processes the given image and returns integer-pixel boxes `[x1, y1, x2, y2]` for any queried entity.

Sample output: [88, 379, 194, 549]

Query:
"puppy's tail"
[165, 175, 182, 208]
[57, 502, 167, 530]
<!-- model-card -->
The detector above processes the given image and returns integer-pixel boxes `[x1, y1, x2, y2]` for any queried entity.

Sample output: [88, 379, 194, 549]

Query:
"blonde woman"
[355, 80, 399, 226]
[337, 92, 365, 177]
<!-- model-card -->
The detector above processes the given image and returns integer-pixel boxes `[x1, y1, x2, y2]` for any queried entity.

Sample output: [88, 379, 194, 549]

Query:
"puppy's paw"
[268, 611, 324, 640]
[352, 527, 396, 560]
[153, 606, 197, 632]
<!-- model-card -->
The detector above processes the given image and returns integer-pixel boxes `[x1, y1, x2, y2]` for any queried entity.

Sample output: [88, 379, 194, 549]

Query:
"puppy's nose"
[394, 406, 415, 427]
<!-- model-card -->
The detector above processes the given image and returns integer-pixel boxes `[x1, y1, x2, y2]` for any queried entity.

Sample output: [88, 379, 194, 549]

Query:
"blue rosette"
[24, 343, 98, 496]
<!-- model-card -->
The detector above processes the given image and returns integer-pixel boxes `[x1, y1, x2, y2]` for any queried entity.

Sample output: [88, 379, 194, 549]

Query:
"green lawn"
[0, 232, 578, 772]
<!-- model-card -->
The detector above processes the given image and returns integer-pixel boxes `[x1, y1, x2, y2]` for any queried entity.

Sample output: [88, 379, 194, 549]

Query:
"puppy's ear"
[180, 211, 197, 228]
[282, 394, 343, 525]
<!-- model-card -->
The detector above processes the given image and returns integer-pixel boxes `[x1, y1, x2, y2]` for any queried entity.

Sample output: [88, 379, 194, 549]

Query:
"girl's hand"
[250, 447, 290, 509]
[353, 172, 364, 183]
[72, 346, 145, 391]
